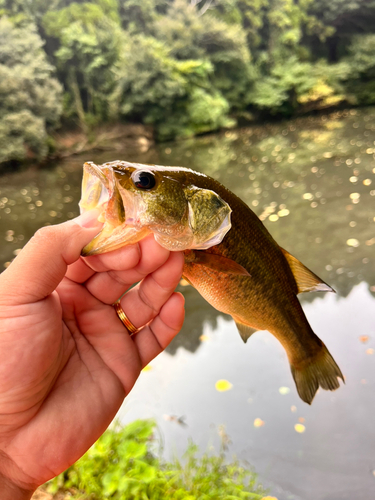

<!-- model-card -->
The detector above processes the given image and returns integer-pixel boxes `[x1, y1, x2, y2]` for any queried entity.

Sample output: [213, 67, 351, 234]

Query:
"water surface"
[1, 108, 374, 499]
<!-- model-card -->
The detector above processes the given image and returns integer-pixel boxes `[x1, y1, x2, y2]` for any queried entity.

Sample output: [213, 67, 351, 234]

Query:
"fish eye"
[132, 170, 156, 190]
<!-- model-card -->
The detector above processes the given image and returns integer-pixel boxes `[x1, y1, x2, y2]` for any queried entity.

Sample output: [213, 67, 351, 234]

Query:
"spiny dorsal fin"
[235, 322, 258, 343]
[281, 248, 335, 294]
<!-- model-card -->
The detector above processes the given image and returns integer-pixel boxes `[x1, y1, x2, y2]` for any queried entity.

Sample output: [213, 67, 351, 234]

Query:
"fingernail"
[73, 209, 103, 228]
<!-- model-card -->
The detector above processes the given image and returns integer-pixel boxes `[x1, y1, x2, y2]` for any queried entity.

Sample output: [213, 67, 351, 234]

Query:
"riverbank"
[0, 105, 361, 174]
[51, 123, 154, 160]
[0, 122, 155, 175]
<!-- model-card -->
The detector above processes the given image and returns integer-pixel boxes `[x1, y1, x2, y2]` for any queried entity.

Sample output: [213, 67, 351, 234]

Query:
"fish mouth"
[80, 162, 150, 256]
[79, 162, 110, 218]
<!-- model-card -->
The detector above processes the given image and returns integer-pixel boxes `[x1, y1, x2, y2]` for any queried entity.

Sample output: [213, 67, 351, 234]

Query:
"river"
[1, 108, 375, 499]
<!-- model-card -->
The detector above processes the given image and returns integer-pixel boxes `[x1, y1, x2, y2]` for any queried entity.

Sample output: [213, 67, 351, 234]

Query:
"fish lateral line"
[184, 250, 250, 277]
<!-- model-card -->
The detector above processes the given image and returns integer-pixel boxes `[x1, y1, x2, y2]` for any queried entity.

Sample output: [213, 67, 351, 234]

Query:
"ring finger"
[115, 251, 184, 331]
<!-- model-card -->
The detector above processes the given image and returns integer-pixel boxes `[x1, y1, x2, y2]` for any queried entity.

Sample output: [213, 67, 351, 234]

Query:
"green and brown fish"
[80, 160, 344, 404]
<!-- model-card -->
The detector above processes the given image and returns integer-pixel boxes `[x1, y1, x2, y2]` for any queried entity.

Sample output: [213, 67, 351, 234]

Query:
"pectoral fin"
[185, 250, 250, 276]
[281, 248, 334, 293]
[235, 321, 258, 343]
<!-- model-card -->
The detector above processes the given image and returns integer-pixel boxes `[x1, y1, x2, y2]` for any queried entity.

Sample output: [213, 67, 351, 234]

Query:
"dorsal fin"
[281, 248, 335, 294]
[235, 321, 258, 343]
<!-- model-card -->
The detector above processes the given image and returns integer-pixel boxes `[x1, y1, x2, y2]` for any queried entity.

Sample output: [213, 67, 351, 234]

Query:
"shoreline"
[1, 104, 372, 174]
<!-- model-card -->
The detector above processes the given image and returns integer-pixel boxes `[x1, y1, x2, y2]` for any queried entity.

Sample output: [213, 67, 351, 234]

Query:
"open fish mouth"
[80, 162, 150, 256]
[79, 162, 111, 220]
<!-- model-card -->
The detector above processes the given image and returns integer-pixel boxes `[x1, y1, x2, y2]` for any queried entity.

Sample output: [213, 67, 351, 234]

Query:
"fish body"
[80, 160, 344, 404]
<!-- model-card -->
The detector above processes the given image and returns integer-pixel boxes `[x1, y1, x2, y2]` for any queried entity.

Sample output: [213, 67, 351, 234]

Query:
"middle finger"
[84, 236, 175, 304]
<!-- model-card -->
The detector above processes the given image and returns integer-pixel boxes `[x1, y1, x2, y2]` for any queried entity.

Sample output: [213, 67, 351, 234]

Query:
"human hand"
[0, 211, 185, 499]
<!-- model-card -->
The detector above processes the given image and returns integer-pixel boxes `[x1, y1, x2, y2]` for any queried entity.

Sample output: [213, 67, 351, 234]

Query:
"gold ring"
[113, 301, 139, 335]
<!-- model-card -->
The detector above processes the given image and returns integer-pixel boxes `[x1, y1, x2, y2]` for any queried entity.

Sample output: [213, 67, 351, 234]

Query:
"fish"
[80, 160, 344, 404]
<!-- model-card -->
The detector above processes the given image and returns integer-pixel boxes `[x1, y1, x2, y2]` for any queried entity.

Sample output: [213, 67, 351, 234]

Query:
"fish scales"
[182, 175, 322, 355]
[80, 161, 344, 404]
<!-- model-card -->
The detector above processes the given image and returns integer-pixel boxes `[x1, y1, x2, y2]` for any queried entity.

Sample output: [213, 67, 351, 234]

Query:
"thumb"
[0, 210, 103, 305]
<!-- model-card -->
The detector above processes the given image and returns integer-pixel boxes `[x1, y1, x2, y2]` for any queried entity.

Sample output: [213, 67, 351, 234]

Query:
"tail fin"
[290, 343, 344, 405]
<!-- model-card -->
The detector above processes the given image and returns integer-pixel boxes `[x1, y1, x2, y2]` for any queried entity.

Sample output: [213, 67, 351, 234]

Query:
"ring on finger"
[113, 301, 140, 335]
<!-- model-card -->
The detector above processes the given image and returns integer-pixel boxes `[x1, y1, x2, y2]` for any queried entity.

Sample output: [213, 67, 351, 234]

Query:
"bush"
[48, 419, 268, 499]
[248, 56, 350, 115]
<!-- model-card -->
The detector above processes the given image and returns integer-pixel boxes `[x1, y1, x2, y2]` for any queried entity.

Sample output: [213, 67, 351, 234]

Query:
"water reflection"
[1, 109, 375, 343]
[119, 283, 375, 500]
[1, 108, 375, 498]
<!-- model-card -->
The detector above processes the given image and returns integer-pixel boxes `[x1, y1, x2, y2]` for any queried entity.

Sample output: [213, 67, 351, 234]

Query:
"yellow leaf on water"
[294, 424, 306, 433]
[261, 497, 278, 500]
[303, 193, 314, 200]
[254, 418, 265, 428]
[142, 365, 152, 372]
[298, 417, 305, 423]
[349, 192, 360, 200]
[346, 238, 360, 247]
[359, 335, 370, 343]
[291, 405, 297, 412]
[279, 386, 290, 395]
[215, 379, 233, 392]
[366, 348, 374, 355]
[199, 334, 209, 342]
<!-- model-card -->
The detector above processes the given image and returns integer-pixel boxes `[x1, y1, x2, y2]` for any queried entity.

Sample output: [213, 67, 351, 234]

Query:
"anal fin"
[281, 248, 335, 293]
[235, 321, 258, 343]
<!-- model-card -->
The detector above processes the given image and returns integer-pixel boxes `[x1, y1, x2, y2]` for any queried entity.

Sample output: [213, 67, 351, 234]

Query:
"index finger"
[65, 243, 141, 284]
[0, 212, 102, 305]
[82, 236, 176, 305]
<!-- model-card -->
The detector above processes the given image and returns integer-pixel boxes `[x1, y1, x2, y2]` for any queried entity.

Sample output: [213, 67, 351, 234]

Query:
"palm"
[0, 232, 184, 490]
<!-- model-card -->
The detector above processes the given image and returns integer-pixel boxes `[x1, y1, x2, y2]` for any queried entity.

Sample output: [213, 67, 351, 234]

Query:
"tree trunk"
[69, 68, 88, 133]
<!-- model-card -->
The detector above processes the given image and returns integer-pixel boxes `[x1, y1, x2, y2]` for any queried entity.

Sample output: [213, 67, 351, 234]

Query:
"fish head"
[80, 160, 232, 255]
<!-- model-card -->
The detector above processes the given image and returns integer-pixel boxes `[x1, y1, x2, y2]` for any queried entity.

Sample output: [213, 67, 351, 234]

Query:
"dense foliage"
[48, 419, 267, 499]
[1, 0, 375, 163]
[0, 18, 62, 164]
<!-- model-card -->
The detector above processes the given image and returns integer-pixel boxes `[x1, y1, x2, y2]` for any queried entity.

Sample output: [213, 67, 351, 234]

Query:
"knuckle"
[139, 285, 159, 315]
[32, 225, 59, 245]
[107, 270, 128, 287]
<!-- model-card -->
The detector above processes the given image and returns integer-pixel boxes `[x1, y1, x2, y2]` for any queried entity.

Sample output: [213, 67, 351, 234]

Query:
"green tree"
[43, 1, 122, 131]
[118, 0, 169, 34]
[154, 0, 255, 111]
[0, 18, 62, 165]
[342, 34, 375, 105]
[110, 33, 234, 140]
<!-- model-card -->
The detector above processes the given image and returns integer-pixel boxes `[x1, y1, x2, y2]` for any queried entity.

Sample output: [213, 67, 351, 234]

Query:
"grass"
[45, 419, 269, 499]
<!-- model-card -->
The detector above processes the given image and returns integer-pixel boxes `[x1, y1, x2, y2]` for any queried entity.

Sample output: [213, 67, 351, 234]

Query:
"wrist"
[0, 472, 34, 500]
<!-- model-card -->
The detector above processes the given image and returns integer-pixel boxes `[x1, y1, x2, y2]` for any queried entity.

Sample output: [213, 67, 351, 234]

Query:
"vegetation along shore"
[1, 0, 375, 170]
